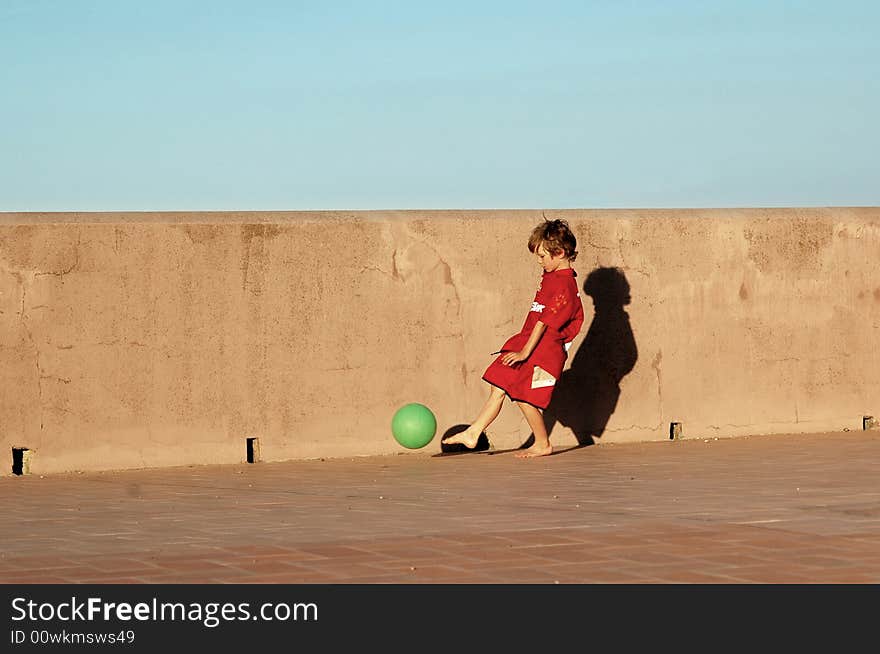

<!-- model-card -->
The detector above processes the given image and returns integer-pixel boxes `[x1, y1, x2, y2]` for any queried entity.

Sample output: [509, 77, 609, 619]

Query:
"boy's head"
[528, 218, 578, 262]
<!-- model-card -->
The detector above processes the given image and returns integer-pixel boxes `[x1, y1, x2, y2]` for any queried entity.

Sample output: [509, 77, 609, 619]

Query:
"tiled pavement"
[2, 430, 879, 584]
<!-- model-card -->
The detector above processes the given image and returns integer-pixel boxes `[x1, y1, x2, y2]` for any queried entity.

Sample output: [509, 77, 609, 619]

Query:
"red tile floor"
[2, 430, 879, 584]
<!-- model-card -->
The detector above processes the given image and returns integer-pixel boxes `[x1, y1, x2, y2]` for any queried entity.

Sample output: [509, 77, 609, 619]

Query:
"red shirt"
[497, 268, 584, 379]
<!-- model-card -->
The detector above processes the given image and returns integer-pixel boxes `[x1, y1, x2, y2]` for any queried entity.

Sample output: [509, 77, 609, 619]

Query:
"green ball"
[391, 403, 437, 449]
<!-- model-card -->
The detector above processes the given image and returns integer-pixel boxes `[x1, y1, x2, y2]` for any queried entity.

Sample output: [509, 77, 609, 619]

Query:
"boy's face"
[535, 243, 569, 273]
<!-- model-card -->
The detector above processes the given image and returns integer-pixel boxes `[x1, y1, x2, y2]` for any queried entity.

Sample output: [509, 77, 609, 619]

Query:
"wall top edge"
[1, 207, 878, 225]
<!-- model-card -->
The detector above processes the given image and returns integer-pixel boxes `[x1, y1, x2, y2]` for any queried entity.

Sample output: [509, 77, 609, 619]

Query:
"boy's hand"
[501, 322, 544, 366]
[501, 350, 528, 366]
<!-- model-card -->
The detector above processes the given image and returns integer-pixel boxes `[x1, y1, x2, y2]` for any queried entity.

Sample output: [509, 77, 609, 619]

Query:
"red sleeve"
[536, 275, 577, 331]
[559, 300, 584, 342]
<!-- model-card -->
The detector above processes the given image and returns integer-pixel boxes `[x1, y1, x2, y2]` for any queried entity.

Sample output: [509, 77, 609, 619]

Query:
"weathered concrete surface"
[1, 431, 879, 584]
[1, 209, 878, 475]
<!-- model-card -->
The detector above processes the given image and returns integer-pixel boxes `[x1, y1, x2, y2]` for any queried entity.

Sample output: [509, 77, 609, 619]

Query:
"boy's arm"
[501, 321, 547, 366]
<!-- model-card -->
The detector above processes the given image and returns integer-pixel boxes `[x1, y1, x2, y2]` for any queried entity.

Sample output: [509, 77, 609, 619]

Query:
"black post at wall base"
[246, 438, 261, 464]
[12, 447, 32, 476]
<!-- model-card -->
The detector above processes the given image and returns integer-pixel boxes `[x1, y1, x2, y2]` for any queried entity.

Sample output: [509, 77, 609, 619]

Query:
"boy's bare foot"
[443, 428, 481, 449]
[514, 444, 553, 458]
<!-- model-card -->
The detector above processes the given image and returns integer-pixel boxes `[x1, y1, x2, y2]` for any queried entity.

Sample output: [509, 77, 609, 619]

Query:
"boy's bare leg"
[514, 402, 553, 458]
[444, 385, 506, 448]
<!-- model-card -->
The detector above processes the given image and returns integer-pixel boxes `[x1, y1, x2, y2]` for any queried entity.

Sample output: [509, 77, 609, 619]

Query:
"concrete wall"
[1, 208, 878, 475]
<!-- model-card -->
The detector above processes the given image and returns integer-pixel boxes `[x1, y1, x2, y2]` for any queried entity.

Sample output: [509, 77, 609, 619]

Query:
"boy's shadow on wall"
[538, 266, 638, 450]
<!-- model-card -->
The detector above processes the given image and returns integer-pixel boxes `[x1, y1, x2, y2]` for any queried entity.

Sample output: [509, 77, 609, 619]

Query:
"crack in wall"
[360, 264, 397, 280]
[10, 233, 82, 437]
[433, 256, 461, 313]
[605, 422, 664, 433]
[326, 365, 367, 372]
[391, 235, 463, 323]
[582, 223, 614, 251]
[14, 270, 44, 431]
[650, 350, 663, 419]
[34, 232, 82, 279]
[40, 375, 72, 384]
[699, 417, 849, 431]
[758, 356, 829, 364]
[20, 276, 27, 322]
[493, 317, 516, 329]
[240, 224, 281, 293]
[390, 226, 468, 388]
[617, 236, 652, 279]
[391, 249, 400, 280]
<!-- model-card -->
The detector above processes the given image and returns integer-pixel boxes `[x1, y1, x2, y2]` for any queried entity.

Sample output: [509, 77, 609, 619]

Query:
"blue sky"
[2, 0, 878, 211]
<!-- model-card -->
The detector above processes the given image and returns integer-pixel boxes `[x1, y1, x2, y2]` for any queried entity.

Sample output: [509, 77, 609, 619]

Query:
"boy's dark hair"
[528, 218, 578, 261]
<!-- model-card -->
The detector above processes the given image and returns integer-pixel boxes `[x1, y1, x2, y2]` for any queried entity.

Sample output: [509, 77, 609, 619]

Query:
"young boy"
[444, 218, 585, 458]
